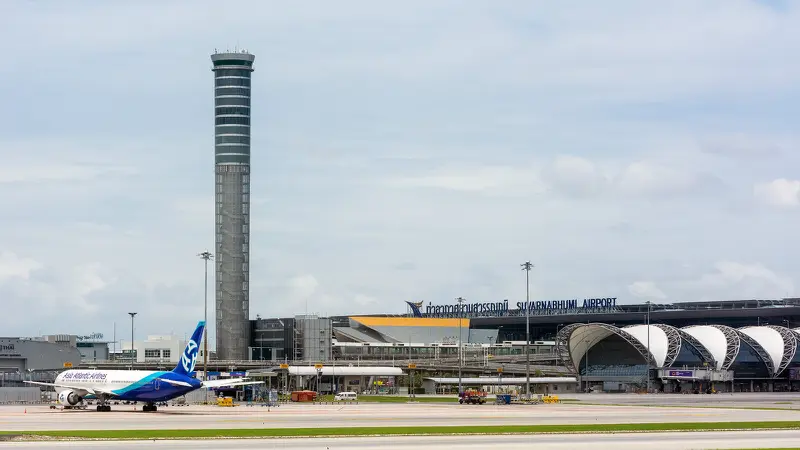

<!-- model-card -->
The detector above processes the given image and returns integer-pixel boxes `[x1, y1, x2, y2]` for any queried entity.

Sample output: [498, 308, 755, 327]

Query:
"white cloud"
[387, 165, 545, 195]
[545, 155, 608, 196]
[700, 133, 789, 159]
[0, 163, 137, 184]
[628, 281, 667, 300]
[0, 252, 43, 281]
[676, 261, 795, 301]
[286, 274, 320, 301]
[0, 256, 115, 318]
[392, 156, 721, 202]
[614, 161, 716, 197]
[754, 179, 800, 207]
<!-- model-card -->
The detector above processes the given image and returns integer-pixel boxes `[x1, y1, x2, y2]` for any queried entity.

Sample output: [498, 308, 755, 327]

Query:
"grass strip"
[3, 421, 800, 440]
[578, 403, 800, 411]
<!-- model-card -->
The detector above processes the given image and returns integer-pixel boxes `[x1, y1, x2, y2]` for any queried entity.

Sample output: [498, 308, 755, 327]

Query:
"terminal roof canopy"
[560, 322, 800, 378]
[738, 327, 784, 376]
[564, 323, 658, 370]
[681, 326, 729, 370]
[621, 325, 669, 367]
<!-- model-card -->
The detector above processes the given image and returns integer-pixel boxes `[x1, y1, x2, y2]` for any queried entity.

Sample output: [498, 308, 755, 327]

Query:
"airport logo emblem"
[182, 340, 198, 373]
[406, 301, 424, 318]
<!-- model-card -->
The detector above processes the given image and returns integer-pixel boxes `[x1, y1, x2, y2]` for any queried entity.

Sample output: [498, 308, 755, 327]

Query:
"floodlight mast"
[455, 296, 466, 394]
[521, 261, 534, 399]
[199, 250, 213, 404]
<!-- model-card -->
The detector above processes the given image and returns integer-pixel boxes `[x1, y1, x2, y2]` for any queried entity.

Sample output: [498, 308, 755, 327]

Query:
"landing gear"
[96, 395, 112, 412]
[142, 403, 158, 412]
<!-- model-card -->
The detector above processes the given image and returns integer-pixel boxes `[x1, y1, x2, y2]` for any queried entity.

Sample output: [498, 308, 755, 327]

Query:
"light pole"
[646, 301, 651, 394]
[456, 296, 466, 394]
[198, 250, 213, 405]
[584, 338, 590, 392]
[128, 312, 137, 365]
[521, 261, 533, 399]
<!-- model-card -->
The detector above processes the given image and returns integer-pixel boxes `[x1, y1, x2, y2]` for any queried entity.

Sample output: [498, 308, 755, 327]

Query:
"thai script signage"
[409, 298, 618, 318]
[0, 343, 20, 357]
[426, 300, 509, 316]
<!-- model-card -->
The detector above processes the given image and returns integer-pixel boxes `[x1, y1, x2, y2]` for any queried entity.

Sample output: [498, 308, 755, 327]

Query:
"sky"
[0, 0, 799, 347]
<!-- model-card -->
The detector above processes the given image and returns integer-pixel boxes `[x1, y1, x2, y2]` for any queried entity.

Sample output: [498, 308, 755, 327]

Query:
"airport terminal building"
[250, 297, 800, 393]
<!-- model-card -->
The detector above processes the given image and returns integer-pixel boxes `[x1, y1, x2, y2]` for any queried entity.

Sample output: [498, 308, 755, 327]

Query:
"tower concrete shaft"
[211, 50, 254, 361]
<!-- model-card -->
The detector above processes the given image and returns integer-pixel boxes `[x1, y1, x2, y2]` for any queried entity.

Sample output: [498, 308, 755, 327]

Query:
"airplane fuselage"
[55, 369, 202, 403]
[27, 320, 261, 412]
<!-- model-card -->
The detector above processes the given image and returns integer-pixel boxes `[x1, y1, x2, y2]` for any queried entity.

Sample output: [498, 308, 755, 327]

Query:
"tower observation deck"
[211, 50, 254, 361]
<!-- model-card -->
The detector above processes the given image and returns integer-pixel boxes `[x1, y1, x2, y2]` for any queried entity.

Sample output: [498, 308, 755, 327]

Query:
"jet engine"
[58, 390, 82, 406]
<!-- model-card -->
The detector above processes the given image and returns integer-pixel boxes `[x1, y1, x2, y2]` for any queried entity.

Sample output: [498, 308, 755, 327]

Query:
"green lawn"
[3, 421, 800, 440]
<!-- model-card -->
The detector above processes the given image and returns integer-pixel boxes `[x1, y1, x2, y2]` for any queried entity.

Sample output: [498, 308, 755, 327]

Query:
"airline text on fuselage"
[62, 371, 108, 381]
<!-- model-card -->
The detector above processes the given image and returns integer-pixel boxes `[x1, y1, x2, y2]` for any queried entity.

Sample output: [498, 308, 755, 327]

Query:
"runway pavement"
[2, 430, 800, 449]
[563, 392, 800, 410]
[1, 401, 799, 431]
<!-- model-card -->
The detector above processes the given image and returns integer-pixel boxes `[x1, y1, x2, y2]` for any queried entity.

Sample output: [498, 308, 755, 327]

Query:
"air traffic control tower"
[211, 50, 254, 361]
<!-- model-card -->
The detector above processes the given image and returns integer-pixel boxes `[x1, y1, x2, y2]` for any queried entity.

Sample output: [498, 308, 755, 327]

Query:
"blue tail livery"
[173, 320, 205, 376]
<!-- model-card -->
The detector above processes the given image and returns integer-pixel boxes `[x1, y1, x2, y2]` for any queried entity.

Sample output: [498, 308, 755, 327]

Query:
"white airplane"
[25, 320, 262, 412]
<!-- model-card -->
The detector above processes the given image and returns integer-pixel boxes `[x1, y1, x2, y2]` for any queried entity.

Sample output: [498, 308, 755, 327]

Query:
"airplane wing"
[23, 381, 118, 397]
[202, 377, 265, 388]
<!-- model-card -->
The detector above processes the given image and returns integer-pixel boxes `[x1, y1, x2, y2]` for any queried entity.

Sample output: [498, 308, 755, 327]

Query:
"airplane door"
[155, 379, 160, 391]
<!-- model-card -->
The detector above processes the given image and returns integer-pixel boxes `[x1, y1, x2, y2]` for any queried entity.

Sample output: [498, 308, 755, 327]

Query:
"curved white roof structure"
[561, 323, 658, 372]
[681, 325, 730, 370]
[557, 322, 798, 378]
[565, 324, 616, 369]
[739, 327, 784, 376]
[621, 325, 669, 367]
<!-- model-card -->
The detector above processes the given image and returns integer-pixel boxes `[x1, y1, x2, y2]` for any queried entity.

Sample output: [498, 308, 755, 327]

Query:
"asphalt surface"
[3, 430, 800, 449]
[2, 401, 800, 431]
[564, 392, 800, 409]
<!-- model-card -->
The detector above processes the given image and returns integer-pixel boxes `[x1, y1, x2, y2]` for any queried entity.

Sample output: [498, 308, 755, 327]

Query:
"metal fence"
[0, 387, 44, 404]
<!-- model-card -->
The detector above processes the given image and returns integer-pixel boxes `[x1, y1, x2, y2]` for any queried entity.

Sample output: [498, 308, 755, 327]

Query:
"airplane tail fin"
[172, 320, 205, 377]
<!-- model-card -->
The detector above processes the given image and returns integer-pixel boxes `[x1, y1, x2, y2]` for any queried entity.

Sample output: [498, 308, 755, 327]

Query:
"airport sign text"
[518, 298, 617, 312]
[422, 297, 618, 318]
